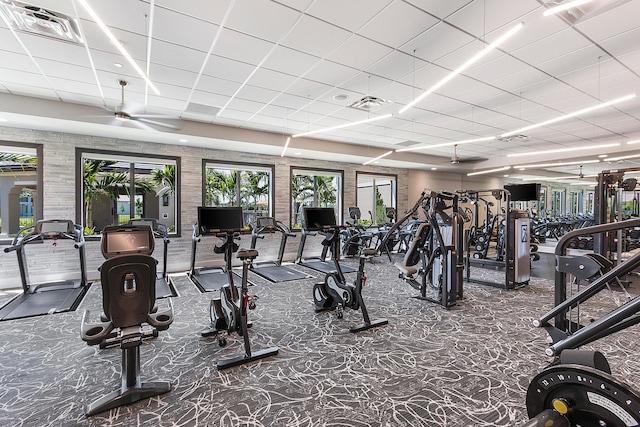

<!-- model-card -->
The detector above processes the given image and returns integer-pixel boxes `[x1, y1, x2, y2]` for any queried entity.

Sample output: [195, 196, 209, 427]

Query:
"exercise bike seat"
[362, 248, 376, 257]
[394, 261, 418, 277]
[237, 248, 258, 260]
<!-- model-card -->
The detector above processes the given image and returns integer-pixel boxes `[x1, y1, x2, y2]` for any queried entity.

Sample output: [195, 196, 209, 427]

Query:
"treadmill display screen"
[257, 217, 276, 228]
[38, 220, 73, 235]
[303, 207, 337, 231]
[104, 229, 151, 255]
[198, 206, 244, 234]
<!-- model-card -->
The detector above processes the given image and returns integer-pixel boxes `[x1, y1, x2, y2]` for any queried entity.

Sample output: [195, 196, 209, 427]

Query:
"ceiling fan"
[105, 80, 182, 131]
[450, 144, 486, 165]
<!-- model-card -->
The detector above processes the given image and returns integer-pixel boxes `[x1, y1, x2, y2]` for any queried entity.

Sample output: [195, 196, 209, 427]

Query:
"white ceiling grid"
[0, 0, 638, 179]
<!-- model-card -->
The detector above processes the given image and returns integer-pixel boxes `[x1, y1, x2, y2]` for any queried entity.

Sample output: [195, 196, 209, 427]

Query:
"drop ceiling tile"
[599, 26, 640, 58]
[236, 84, 280, 104]
[575, 0, 640, 42]
[283, 78, 334, 100]
[306, 0, 393, 32]
[359, 1, 440, 47]
[213, 28, 275, 66]
[400, 22, 475, 63]
[201, 55, 256, 84]
[304, 60, 360, 87]
[226, 0, 303, 42]
[250, 68, 299, 93]
[0, 50, 41, 74]
[281, 15, 351, 58]
[262, 45, 319, 76]
[511, 28, 593, 67]
[152, 7, 220, 52]
[365, 50, 417, 83]
[196, 74, 243, 97]
[446, 0, 539, 39]
[327, 34, 394, 70]
[404, 0, 474, 19]
[154, 0, 234, 24]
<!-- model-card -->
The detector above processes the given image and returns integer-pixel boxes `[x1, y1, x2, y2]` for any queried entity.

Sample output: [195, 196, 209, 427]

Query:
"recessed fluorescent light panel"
[399, 22, 523, 114]
[507, 142, 620, 157]
[78, 0, 160, 95]
[292, 114, 392, 138]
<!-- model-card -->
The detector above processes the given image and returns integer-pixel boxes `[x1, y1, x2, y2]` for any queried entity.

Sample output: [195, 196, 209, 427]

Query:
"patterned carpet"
[0, 254, 638, 427]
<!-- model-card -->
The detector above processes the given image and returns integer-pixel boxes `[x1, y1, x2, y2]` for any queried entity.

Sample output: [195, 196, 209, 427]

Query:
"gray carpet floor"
[0, 254, 638, 427]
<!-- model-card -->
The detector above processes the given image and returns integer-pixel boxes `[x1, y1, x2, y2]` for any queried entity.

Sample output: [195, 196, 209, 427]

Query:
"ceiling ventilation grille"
[348, 96, 389, 111]
[0, 1, 83, 44]
[544, 0, 633, 24]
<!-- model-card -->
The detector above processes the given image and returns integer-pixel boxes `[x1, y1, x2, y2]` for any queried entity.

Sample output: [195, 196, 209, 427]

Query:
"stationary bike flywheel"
[526, 364, 640, 426]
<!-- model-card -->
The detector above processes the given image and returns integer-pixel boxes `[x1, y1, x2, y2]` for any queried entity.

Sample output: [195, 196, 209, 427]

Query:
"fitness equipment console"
[79, 224, 174, 416]
[295, 207, 356, 274]
[128, 218, 177, 298]
[310, 209, 388, 332]
[1, 219, 90, 321]
[199, 207, 278, 369]
[249, 216, 311, 282]
[188, 206, 250, 292]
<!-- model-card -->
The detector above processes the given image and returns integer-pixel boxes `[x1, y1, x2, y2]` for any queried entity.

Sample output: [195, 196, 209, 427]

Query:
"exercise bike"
[200, 214, 278, 370]
[312, 224, 388, 333]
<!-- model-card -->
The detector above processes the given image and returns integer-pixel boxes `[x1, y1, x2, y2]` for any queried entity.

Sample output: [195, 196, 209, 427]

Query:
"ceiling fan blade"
[132, 116, 183, 131]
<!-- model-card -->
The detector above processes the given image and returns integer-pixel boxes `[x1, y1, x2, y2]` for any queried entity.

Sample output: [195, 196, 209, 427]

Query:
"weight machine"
[459, 189, 531, 290]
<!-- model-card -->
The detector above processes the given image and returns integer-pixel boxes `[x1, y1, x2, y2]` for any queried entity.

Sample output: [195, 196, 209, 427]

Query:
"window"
[356, 173, 396, 225]
[203, 161, 273, 226]
[291, 168, 343, 229]
[0, 142, 42, 239]
[77, 149, 180, 236]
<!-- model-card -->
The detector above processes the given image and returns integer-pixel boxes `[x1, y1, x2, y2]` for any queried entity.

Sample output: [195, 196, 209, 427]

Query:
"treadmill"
[188, 206, 248, 292]
[295, 207, 356, 274]
[249, 217, 312, 283]
[0, 219, 91, 321]
[128, 218, 177, 298]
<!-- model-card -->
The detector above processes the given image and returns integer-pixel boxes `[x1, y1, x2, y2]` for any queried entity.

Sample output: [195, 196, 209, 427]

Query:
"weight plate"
[526, 364, 640, 427]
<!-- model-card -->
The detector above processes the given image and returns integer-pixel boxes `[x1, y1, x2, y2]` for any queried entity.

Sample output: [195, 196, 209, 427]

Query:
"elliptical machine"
[307, 207, 388, 333]
[199, 207, 278, 370]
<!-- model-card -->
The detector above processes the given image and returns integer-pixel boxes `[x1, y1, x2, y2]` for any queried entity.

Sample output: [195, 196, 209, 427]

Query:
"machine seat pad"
[394, 262, 418, 276]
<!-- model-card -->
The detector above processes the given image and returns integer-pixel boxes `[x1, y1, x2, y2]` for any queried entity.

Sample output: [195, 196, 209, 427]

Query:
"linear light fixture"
[507, 142, 620, 157]
[291, 114, 392, 138]
[626, 139, 640, 144]
[607, 153, 640, 162]
[396, 136, 496, 152]
[467, 166, 511, 176]
[363, 150, 393, 166]
[78, 0, 160, 95]
[514, 159, 600, 169]
[500, 94, 637, 138]
[280, 137, 291, 157]
[399, 22, 523, 114]
[543, 0, 594, 16]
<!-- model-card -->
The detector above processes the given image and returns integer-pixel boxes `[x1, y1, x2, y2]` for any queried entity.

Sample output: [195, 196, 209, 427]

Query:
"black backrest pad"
[100, 254, 157, 328]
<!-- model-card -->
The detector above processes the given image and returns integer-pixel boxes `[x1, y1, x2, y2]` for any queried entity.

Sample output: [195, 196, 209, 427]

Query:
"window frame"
[0, 141, 42, 243]
[290, 166, 344, 229]
[201, 159, 275, 219]
[75, 148, 181, 239]
[355, 172, 397, 225]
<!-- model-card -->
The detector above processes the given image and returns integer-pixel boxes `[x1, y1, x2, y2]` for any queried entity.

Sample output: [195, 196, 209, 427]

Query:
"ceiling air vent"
[543, 0, 633, 24]
[348, 96, 389, 111]
[0, 0, 83, 44]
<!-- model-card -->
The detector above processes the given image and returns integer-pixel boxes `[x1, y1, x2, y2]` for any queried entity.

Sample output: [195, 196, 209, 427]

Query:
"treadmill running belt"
[189, 269, 248, 293]
[299, 260, 356, 274]
[0, 286, 89, 321]
[250, 265, 312, 283]
[155, 276, 178, 299]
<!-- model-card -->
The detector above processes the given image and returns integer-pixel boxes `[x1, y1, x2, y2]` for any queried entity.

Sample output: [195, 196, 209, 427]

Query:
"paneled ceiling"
[1, 0, 640, 182]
